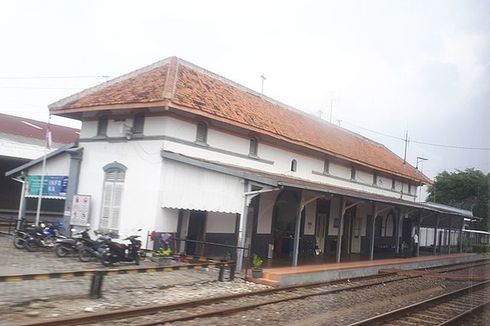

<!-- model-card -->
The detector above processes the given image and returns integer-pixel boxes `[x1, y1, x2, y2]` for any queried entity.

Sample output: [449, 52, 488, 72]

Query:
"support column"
[369, 202, 378, 261]
[16, 173, 27, 229]
[459, 221, 464, 253]
[336, 197, 346, 263]
[62, 148, 83, 235]
[292, 191, 303, 267]
[448, 217, 452, 254]
[433, 215, 439, 255]
[236, 181, 251, 272]
[395, 207, 402, 254]
[416, 211, 421, 257]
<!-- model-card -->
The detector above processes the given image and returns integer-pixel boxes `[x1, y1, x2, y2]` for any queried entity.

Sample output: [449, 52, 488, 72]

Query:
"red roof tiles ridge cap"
[48, 57, 175, 111]
[162, 57, 180, 100]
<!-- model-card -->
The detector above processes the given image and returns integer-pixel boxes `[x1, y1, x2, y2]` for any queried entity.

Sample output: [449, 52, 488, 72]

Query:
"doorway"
[186, 211, 207, 255]
[315, 199, 330, 255]
[272, 190, 300, 259]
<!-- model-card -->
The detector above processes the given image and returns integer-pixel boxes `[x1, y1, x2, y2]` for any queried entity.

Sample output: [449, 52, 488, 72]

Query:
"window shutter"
[109, 182, 124, 230]
[99, 182, 113, 229]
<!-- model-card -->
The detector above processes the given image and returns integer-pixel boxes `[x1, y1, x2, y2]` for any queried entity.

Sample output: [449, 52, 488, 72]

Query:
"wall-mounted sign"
[27, 176, 69, 197]
[71, 194, 91, 226]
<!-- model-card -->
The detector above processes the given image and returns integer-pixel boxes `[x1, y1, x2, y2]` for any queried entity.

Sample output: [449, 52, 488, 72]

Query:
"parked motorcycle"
[78, 235, 112, 262]
[99, 235, 142, 266]
[24, 223, 64, 252]
[54, 229, 93, 257]
[12, 219, 37, 249]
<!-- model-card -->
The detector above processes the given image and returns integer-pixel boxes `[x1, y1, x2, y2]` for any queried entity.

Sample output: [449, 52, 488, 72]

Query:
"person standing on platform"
[412, 231, 419, 257]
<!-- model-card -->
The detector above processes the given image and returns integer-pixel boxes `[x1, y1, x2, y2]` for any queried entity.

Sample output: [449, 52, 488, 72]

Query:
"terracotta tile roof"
[0, 113, 79, 144]
[49, 57, 430, 184]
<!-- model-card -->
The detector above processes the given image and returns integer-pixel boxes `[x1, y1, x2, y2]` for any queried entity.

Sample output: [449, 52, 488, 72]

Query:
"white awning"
[160, 159, 244, 214]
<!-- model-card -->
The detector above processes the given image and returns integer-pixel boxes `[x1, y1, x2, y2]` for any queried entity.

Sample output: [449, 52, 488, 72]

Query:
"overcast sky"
[1, 0, 488, 190]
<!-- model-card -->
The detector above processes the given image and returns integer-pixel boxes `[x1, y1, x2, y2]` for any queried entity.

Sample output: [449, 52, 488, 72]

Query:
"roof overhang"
[160, 151, 469, 220]
[5, 144, 78, 177]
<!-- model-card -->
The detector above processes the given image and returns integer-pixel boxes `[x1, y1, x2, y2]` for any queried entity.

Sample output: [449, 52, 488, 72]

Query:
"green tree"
[426, 169, 489, 231]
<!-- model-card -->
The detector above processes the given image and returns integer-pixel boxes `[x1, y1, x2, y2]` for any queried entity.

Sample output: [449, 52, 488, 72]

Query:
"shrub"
[471, 244, 490, 253]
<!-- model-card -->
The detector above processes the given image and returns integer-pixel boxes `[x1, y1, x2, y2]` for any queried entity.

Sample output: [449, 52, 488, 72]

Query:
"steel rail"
[440, 301, 490, 325]
[348, 280, 490, 326]
[16, 272, 404, 326]
[14, 260, 488, 326]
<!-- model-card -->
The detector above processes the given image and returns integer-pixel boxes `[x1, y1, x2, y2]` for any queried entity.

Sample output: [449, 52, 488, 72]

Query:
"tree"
[426, 168, 489, 231]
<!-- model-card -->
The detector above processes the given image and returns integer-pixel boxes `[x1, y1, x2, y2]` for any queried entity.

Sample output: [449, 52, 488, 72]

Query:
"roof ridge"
[49, 57, 174, 110]
[162, 57, 179, 99]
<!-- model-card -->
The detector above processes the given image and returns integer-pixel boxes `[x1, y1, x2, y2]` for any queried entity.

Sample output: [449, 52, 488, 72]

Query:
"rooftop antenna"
[403, 130, 409, 165]
[260, 74, 266, 94]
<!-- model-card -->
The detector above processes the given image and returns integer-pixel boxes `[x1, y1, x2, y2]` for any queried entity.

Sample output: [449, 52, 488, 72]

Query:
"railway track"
[15, 260, 489, 326]
[349, 280, 490, 326]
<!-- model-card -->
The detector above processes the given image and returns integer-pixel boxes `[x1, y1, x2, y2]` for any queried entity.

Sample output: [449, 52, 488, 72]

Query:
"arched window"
[99, 162, 127, 231]
[249, 137, 258, 156]
[196, 122, 207, 143]
[97, 116, 108, 136]
[290, 159, 297, 172]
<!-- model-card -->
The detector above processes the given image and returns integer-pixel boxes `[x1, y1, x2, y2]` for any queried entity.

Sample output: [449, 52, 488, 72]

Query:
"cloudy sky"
[1, 0, 488, 191]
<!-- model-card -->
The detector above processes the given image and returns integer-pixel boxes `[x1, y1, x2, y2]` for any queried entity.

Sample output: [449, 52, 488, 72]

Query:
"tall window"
[99, 163, 126, 231]
[196, 122, 207, 143]
[291, 159, 297, 172]
[373, 173, 377, 186]
[391, 178, 396, 190]
[249, 137, 258, 156]
[323, 158, 330, 174]
[97, 116, 108, 136]
[350, 166, 356, 180]
[132, 112, 145, 135]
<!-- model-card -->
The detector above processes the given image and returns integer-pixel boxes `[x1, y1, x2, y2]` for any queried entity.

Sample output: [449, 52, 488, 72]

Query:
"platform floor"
[251, 253, 485, 287]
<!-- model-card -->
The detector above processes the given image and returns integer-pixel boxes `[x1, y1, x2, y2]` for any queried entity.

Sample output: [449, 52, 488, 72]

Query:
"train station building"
[6, 57, 476, 272]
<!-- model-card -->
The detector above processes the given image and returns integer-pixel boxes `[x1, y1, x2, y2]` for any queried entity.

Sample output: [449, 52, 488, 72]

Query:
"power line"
[0, 86, 82, 90]
[342, 120, 490, 151]
[0, 75, 110, 79]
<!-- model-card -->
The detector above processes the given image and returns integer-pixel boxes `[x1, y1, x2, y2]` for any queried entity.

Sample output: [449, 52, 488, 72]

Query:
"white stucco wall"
[76, 140, 163, 240]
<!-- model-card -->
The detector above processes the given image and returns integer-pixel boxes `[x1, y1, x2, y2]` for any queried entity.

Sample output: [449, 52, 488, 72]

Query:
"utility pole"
[403, 130, 409, 165]
[260, 74, 266, 94]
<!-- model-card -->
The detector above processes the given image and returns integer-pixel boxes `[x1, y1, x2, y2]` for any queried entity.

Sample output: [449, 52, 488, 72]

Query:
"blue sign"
[27, 176, 69, 197]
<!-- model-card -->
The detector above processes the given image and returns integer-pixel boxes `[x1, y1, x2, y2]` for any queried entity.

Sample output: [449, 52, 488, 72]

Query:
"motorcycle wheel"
[55, 244, 70, 258]
[78, 247, 94, 262]
[100, 253, 113, 267]
[13, 236, 25, 249]
[25, 239, 38, 252]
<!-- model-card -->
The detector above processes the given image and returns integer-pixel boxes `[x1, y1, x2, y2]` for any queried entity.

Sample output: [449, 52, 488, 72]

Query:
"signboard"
[27, 176, 69, 197]
[71, 194, 91, 226]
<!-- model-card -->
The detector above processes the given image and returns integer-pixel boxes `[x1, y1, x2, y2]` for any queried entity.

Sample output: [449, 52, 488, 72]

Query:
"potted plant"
[251, 254, 264, 278]
[151, 248, 174, 265]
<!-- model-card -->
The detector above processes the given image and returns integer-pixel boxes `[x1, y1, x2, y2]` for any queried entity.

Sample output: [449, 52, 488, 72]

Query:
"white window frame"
[99, 162, 127, 231]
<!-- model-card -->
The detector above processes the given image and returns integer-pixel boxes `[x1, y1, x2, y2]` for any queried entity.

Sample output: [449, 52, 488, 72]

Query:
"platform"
[250, 253, 486, 287]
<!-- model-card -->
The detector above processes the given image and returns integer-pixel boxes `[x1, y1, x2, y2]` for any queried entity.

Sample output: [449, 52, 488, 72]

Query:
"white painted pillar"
[335, 197, 346, 263]
[236, 180, 251, 272]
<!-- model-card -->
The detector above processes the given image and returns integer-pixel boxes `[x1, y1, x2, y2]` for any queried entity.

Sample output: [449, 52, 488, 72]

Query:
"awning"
[25, 195, 66, 200]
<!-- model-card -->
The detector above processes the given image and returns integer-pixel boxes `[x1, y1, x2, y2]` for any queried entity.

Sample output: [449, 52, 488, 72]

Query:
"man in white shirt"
[412, 232, 419, 257]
